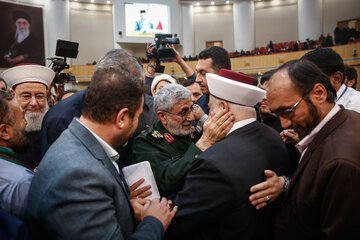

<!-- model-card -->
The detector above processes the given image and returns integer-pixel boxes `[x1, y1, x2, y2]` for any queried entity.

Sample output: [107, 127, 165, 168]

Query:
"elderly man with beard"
[132, 84, 234, 197]
[2, 64, 54, 170]
[3, 11, 43, 67]
[0, 91, 33, 220]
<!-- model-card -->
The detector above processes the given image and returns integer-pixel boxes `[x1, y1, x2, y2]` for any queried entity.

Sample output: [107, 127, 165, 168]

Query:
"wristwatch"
[282, 175, 291, 193]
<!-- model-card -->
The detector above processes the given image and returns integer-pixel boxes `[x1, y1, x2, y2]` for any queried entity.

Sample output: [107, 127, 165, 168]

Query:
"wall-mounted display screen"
[125, 2, 170, 38]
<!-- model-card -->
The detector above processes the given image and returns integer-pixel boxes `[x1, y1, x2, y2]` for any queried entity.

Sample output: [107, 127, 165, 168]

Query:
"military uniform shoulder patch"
[151, 130, 163, 139]
[164, 133, 174, 143]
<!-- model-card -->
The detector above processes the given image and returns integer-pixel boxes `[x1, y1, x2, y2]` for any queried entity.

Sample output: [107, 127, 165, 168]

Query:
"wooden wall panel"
[68, 43, 360, 81]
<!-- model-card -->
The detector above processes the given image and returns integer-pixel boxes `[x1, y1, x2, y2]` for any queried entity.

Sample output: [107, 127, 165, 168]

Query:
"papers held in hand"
[122, 161, 160, 200]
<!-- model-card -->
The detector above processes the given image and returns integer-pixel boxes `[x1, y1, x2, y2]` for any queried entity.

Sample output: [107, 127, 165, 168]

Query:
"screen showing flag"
[125, 2, 170, 37]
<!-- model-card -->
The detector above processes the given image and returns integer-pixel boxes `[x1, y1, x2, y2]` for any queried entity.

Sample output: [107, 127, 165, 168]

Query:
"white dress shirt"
[336, 84, 360, 113]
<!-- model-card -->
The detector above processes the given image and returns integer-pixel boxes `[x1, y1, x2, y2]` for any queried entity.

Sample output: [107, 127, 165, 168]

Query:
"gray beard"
[15, 28, 30, 43]
[165, 117, 191, 136]
[25, 105, 48, 133]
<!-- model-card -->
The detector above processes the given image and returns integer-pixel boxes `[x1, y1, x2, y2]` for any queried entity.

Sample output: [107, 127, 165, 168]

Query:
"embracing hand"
[249, 170, 285, 210]
[142, 197, 178, 230]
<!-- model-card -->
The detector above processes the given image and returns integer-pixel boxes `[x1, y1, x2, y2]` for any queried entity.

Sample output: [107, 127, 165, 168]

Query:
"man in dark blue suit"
[26, 66, 177, 240]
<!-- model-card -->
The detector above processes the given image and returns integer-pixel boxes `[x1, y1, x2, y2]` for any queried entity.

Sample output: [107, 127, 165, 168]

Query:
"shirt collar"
[296, 104, 341, 157]
[227, 118, 256, 136]
[76, 119, 119, 163]
[336, 84, 347, 97]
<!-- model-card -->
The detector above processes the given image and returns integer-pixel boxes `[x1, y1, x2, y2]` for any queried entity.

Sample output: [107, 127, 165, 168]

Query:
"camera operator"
[145, 43, 196, 88]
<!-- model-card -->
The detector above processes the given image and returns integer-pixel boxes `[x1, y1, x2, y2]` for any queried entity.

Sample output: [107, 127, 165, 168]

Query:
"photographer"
[145, 43, 196, 88]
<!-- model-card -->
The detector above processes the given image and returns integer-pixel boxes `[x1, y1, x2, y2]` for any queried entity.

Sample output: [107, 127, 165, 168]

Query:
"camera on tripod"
[146, 34, 180, 73]
[48, 40, 79, 84]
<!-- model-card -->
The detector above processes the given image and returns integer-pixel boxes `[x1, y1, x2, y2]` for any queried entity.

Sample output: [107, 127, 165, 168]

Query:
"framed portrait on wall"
[0, 1, 45, 68]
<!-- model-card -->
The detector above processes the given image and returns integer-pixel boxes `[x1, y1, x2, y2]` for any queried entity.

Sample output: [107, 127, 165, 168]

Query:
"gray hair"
[154, 84, 191, 112]
[95, 49, 144, 80]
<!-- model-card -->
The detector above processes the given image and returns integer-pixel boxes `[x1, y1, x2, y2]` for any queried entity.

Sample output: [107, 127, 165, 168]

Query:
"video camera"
[146, 34, 180, 73]
[47, 40, 79, 84]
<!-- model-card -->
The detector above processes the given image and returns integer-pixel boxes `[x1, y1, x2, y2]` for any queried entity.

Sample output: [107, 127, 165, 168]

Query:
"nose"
[187, 111, 195, 122]
[279, 117, 292, 129]
[191, 95, 196, 103]
[195, 75, 202, 84]
[29, 96, 38, 106]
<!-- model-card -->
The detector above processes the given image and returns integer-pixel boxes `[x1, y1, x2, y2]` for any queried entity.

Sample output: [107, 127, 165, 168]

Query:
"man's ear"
[310, 83, 327, 104]
[347, 79, 356, 88]
[219, 100, 229, 111]
[0, 124, 11, 141]
[114, 108, 130, 130]
[156, 111, 167, 125]
[332, 71, 344, 85]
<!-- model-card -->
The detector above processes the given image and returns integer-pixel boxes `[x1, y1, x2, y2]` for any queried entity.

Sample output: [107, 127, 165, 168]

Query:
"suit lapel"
[67, 120, 133, 202]
[283, 108, 348, 201]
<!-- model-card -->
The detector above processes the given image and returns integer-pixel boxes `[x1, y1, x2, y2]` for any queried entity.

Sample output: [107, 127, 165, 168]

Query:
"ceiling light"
[211, 1, 215, 5]
[196, 2, 200, 5]
[226, 1, 230, 3]
[106, 0, 110, 3]
[91, 0, 94, 3]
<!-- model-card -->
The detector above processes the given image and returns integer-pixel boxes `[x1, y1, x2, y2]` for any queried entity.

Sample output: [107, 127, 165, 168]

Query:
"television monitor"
[125, 2, 170, 38]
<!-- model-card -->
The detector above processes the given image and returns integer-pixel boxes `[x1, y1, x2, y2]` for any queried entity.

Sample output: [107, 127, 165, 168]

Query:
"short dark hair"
[276, 59, 337, 103]
[0, 91, 15, 125]
[198, 46, 231, 72]
[82, 68, 145, 124]
[344, 65, 358, 89]
[344, 65, 357, 81]
[301, 48, 344, 79]
[182, 78, 196, 87]
[260, 69, 276, 85]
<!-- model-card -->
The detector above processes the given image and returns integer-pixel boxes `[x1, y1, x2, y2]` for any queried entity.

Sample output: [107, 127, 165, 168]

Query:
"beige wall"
[255, 1, 298, 47]
[69, 2, 114, 65]
[323, 0, 360, 37]
[193, 5, 234, 55]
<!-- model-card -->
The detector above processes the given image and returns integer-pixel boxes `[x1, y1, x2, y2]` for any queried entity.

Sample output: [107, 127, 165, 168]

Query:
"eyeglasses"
[272, 97, 304, 119]
[163, 104, 195, 118]
[19, 93, 46, 102]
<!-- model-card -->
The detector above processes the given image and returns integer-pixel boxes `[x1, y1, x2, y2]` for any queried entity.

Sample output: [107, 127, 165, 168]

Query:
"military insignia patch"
[151, 130, 163, 139]
[164, 133, 174, 143]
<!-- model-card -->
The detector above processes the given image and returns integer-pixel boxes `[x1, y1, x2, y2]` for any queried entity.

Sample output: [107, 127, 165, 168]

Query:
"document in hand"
[122, 161, 161, 200]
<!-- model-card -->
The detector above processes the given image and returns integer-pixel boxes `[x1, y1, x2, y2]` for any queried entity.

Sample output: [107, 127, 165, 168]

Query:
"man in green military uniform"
[133, 84, 234, 197]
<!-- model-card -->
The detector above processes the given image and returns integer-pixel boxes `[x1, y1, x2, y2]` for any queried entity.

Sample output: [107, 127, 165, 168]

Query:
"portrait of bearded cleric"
[0, 2, 45, 67]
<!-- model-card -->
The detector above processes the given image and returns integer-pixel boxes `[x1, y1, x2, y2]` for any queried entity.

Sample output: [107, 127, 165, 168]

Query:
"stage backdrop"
[0, 1, 45, 68]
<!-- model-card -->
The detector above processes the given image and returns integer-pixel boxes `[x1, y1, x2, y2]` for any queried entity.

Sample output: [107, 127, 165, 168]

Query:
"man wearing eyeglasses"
[1, 64, 55, 170]
[133, 84, 234, 197]
[262, 60, 360, 239]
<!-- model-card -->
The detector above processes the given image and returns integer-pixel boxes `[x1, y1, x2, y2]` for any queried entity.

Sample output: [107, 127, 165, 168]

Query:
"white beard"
[15, 28, 30, 43]
[25, 104, 49, 133]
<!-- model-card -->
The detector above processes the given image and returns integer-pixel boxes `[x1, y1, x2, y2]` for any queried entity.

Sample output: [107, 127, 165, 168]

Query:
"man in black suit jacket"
[165, 69, 293, 240]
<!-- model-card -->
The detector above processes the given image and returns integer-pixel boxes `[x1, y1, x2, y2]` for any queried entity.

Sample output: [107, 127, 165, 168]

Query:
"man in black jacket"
[166, 69, 293, 240]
